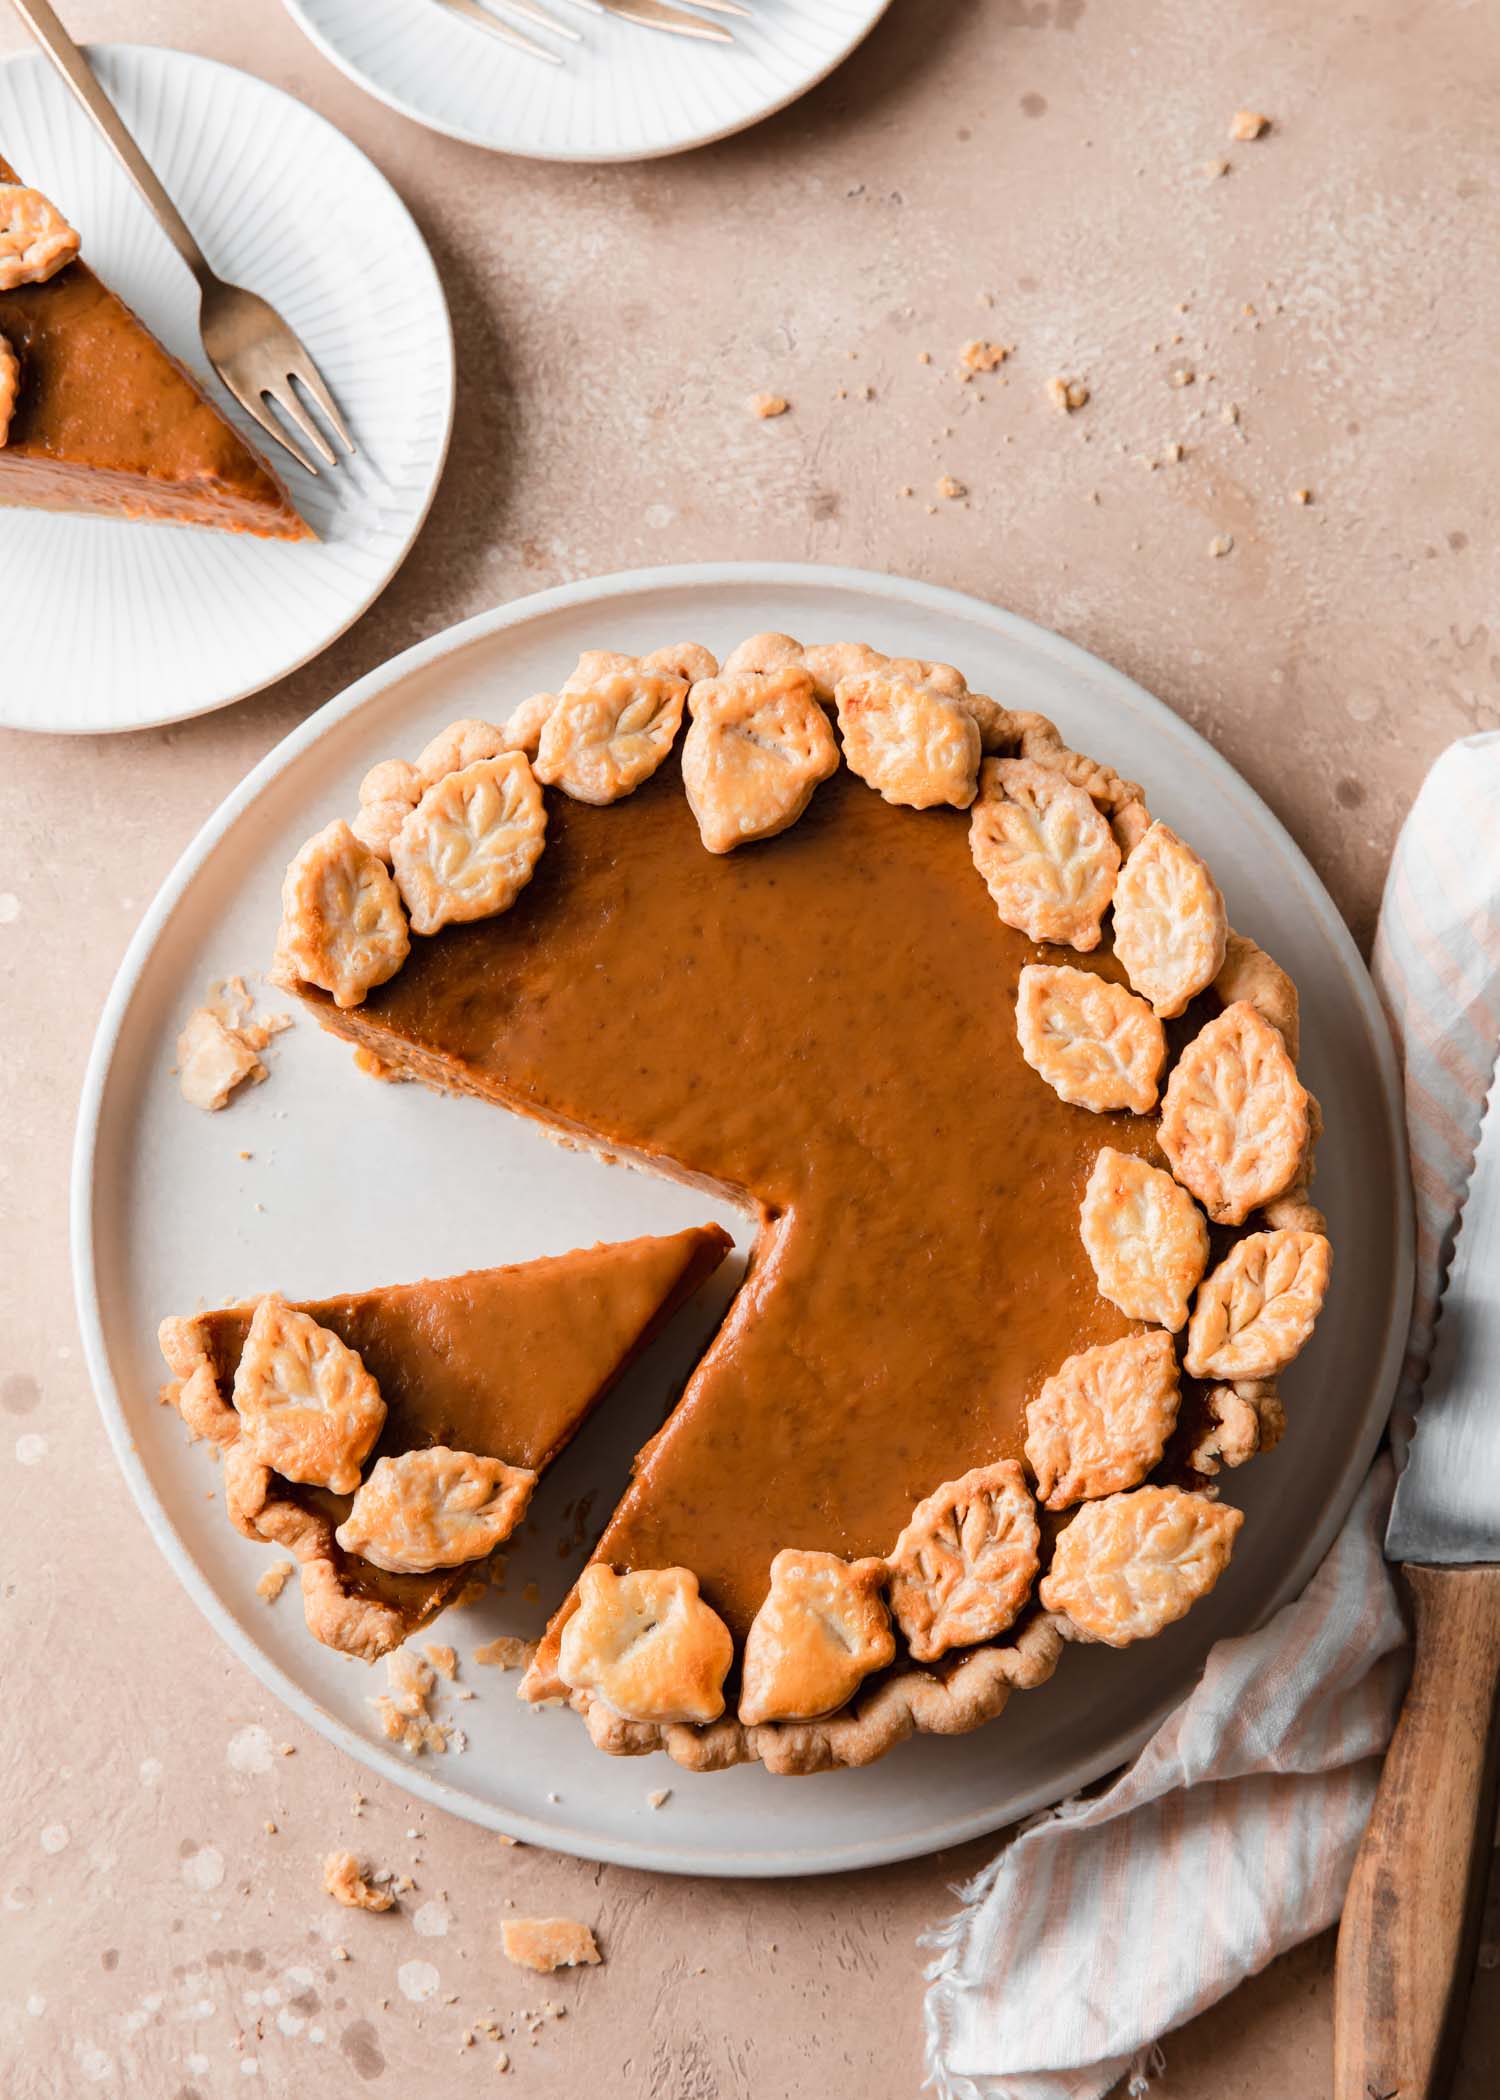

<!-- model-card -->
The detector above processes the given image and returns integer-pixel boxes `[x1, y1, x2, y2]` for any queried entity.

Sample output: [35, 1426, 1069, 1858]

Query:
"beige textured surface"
[2, 2, 1498, 2094]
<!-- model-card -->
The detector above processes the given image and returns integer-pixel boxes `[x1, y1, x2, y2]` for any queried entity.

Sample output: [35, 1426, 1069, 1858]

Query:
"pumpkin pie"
[251, 632, 1329, 1772]
[0, 158, 308, 539]
[158, 1226, 731, 1660]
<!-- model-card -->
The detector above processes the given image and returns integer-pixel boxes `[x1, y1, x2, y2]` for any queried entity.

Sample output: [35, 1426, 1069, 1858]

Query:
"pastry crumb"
[425, 1643, 459, 1681]
[275, 1741, 296, 1757]
[936, 473, 968, 500]
[1292, 486, 1313, 505]
[647, 1788, 672, 1810]
[916, 349, 932, 365]
[494, 2050, 511, 2074]
[1046, 377, 1089, 413]
[323, 1851, 395, 1912]
[1203, 157, 1231, 179]
[1208, 534, 1235, 558]
[748, 391, 789, 419]
[332, 1945, 350, 1962]
[958, 338, 1008, 376]
[501, 1918, 602, 1974]
[473, 1635, 535, 1672]
[176, 1008, 264, 1113]
[1229, 110, 1269, 141]
[370, 1649, 452, 1755]
[256, 1559, 295, 1603]
[1168, 366, 1195, 389]
[263, 1820, 278, 1836]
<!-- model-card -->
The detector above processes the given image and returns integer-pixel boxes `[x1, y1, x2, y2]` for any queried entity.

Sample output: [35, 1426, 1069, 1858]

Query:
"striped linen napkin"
[923, 730, 1500, 2100]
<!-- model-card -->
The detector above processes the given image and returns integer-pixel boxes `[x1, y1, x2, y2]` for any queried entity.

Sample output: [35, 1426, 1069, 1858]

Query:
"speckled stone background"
[3, 2, 1498, 2095]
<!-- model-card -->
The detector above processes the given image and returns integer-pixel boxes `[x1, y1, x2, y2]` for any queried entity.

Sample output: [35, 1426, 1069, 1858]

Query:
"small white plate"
[73, 563, 1410, 1877]
[281, 0, 892, 163]
[0, 45, 453, 735]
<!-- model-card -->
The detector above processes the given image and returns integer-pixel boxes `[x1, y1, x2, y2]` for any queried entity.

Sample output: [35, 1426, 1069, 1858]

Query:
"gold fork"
[10, 0, 353, 475]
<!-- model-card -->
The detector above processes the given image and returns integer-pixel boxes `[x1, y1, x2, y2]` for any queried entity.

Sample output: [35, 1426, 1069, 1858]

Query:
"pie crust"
[245, 630, 1327, 1773]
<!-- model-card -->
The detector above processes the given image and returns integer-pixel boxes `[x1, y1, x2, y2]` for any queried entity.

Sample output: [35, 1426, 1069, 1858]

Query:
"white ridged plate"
[73, 563, 1411, 1877]
[282, 0, 891, 162]
[0, 45, 453, 735]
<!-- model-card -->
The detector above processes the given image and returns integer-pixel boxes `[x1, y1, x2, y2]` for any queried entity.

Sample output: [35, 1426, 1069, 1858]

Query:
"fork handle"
[11, 0, 211, 283]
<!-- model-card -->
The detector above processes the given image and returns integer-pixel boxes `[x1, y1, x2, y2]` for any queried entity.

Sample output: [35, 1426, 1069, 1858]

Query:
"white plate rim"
[277, 0, 895, 165]
[71, 559, 1413, 1877]
[0, 42, 456, 736]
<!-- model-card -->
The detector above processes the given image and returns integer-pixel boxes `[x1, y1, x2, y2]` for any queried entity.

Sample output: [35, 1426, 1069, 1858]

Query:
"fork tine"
[674, 0, 751, 12]
[436, 0, 566, 56]
[216, 364, 323, 477]
[264, 377, 340, 469]
[491, 0, 583, 37]
[284, 346, 356, 456]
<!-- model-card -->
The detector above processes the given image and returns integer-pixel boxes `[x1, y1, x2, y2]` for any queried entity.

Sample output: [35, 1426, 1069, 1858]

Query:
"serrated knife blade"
[1386, 1063, 1500, 1565]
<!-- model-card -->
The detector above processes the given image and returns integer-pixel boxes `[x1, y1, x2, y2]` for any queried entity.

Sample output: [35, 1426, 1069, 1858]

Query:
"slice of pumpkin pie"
[158, 1226, 731, 1661]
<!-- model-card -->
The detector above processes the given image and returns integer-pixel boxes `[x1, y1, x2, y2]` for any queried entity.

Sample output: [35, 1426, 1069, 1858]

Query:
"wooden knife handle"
[1334, 1562, 1500, 2100]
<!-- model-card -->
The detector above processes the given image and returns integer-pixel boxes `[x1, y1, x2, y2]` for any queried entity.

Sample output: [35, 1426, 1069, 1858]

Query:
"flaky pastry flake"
[1025, 1331, 1181, 1509]
[1015, 963, 1166, 1115]
[273, 819, 410, 1009]
[0, 330, 18, 447]
[323, 1851, 394, 1911]
[1111, 821, 1228, 1018]
[351, 758, 423, 862]
[835, 670, 982, 810]
[501, 1918, 601, 1973]
[230, 1295, 387, 1496]
[969, 758, 1120, 950]
[1184, 1229, 1332, 1380]
[738, 1550, 895, 1726]
[887, 1462, 1040, 1662]
[0, 183, 79, 290]
[176, 1005, 266, 1111]
[556, 1564, 733, 1725]
[533, 671, 687, 804]
[1080, 1146, 1209, 1331]
[335, 1447, 536, 1574]
[391, 752, 546, 936]
[681, 666, 840, 853]
[1038, 1486, 1242, 1645]
[1159, 1000, 1309, 1224]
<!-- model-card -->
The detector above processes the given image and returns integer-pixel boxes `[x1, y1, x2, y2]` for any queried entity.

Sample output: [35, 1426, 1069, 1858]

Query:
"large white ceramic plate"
[73, 563, 1410, 1877]
[281, 0, 891, 163]
[0, 46, 453, 735]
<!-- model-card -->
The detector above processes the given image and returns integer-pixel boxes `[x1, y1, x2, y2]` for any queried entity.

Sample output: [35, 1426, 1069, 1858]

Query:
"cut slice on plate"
[0, 152, 310, 539]
[157, 1225, 733, 1660]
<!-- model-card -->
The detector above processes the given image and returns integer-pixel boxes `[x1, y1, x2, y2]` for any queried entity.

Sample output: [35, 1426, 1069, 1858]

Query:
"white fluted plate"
[0, 45, 453, 735]
[74, 563, 1410, 1876]
[281, 0, 891, 162]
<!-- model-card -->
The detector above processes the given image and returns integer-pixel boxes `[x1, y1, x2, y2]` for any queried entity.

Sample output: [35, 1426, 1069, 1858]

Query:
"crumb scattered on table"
[959, 339, 1008, 375]
[936, 473, 967, 500]
[501, 1918, 602, 1974]
[1047, 377, 1089, 412]
[1292, 486, 1313, 505]
[748, 391, 789, 419]
[323, 1851, 395, 1913]
[1229, 109, 1270, 141]
[1203, 157, 1231, 179]
[1168, 366, 1195, 389]
[1208, 534, 1235, 558]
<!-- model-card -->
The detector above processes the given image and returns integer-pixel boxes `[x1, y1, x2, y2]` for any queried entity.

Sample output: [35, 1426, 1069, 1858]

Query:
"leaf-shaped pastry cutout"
[415, 718, 515, 790]
[351, 757, 423, 862]
[231, 1295, 387, 1496]
[738, 1550, 895, 1725]
[1025, 1331, 1181, 1509]
[1184, 1229, 1332, 1379]
[501, 690, 559, 754]
[1111, 821, 1227, 1017]
[273, 819, 410, 1009]
[835, 671, 982, 810]
[1159, 1000, 1309, 1224]
[335, 1446, 536, 1573]
[1038, 1486, 1242, 1645]
[392, 752, 547, 936]
[0, 330, 19, 446]
[887, 1461, 1040, 1661]
[1080, 1146, 1209, 1331]
[681, 666, 840, 852]
[0, 182, 79, 290]
[533, 672, 688, 805]
[556, 1563, 734, 1724]
[969, 758, 1120, 950]
[1015, 963, 1166, 1114]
